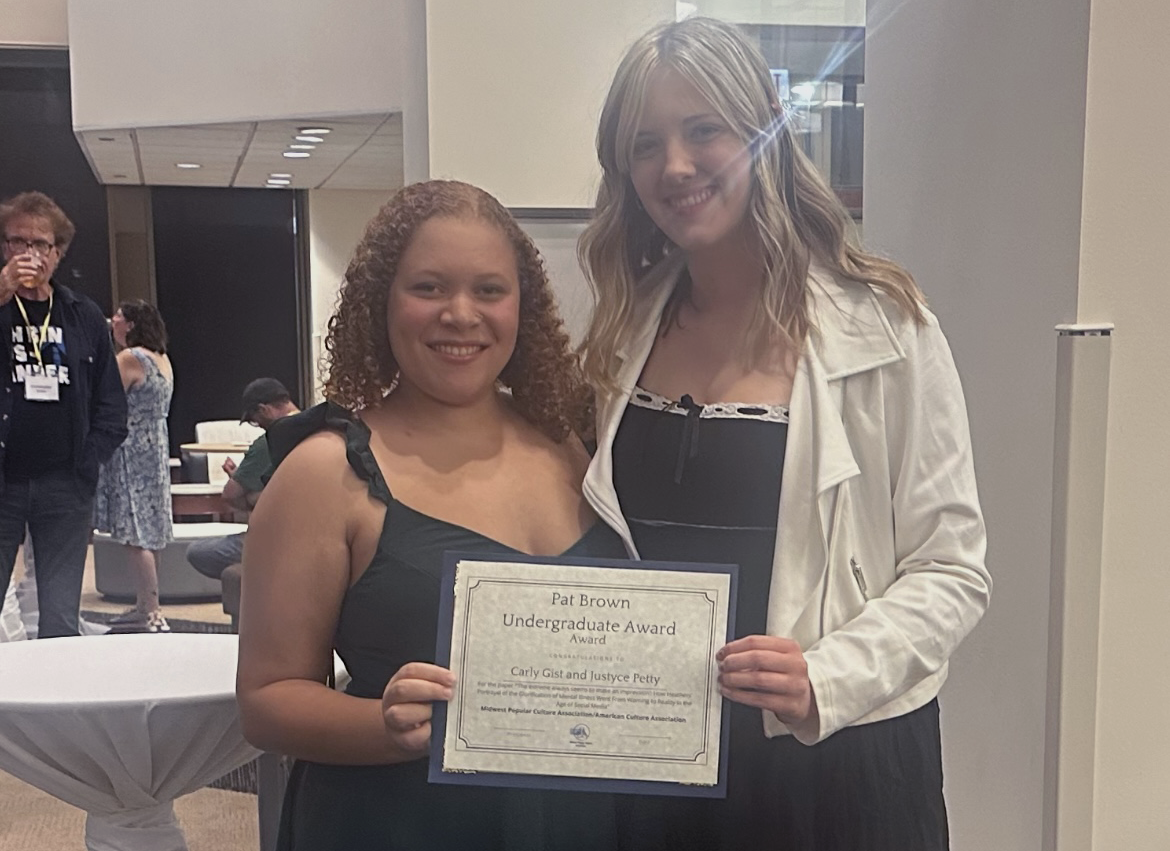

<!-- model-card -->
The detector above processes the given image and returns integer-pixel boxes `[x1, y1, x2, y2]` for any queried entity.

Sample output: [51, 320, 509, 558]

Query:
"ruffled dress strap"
[265, 401, 393, 505]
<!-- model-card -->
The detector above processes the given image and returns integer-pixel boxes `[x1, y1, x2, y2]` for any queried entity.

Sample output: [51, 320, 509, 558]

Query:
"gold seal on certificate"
[431, 554, 735, 794]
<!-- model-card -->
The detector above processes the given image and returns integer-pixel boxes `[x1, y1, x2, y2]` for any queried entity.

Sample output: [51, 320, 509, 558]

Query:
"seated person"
[185, 377, 299, 580]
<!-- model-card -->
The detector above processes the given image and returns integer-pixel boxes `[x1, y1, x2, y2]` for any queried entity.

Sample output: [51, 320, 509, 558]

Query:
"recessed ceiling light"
[288, 144, 316, 150]
[98, 136, 115, 142]
[295, 135, 324, 143]
[269, 173, 292, 178]
[283, 152, 311, 158]
[267, 178, 291, 185]
[176, 162, 201, 169]
[299, 127, 332, 135]
[113, 174, 128, 179]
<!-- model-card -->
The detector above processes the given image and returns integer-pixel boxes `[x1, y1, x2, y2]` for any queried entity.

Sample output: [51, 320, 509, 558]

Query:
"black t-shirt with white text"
[4, 295, 74, 478]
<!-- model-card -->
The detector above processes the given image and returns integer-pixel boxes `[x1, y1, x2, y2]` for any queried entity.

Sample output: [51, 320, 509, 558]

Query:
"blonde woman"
[579, 18, 990, 851]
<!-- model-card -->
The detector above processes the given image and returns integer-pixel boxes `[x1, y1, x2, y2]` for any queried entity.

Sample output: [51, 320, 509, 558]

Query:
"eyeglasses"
[4, 237, 56, 256]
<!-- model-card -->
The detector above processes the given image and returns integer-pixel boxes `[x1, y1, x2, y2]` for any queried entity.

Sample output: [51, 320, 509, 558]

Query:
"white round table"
[0, 633, 261, 851]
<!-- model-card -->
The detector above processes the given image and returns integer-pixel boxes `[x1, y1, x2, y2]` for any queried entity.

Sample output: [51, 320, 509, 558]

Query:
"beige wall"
[0, 0, 67, 46]
[864, 0, 1090, 848]
[688, 0, 865, 27]
[426, 0, 674, 208]
[67, 0, 410, 130]
[1077, 1, 1170, 848]
[307, 190, 391, 400]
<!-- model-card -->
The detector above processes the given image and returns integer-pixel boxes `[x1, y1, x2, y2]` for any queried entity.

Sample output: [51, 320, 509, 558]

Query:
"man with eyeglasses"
[0, 191, 128, 638]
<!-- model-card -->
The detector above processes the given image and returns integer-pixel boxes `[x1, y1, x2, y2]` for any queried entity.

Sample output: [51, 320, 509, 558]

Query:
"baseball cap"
[240, 378, 291, 422]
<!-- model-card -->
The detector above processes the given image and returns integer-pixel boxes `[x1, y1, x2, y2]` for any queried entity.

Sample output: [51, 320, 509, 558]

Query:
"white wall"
[425, 0, 674, 208]
[688, 0, 865, 27]
[307, 189, 391, 400]
[0, 0, 66, 46]
[863, 0, 1091, 848]
[67, 0, 412, 130]
[522, 220, 592, 346]
[1077, 1, 1170, 848]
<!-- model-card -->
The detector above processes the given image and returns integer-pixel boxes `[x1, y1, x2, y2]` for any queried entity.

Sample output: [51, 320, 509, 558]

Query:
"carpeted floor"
[0, 768, 259, 850]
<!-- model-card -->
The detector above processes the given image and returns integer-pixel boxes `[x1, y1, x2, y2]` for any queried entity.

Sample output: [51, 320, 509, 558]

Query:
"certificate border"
[428, 550, 738, 798]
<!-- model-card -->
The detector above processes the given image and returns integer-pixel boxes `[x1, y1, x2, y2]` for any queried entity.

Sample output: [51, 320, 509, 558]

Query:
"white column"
[1076, 1, 1170, 848]
[1044, 326, 1112, 851]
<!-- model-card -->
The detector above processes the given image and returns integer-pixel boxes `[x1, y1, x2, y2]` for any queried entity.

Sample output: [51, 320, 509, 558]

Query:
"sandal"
[144, 611, 171, 633]
[108, 608, 149, 626]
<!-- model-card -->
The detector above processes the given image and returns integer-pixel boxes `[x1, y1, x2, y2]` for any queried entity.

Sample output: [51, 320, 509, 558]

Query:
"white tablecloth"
[0, 633, 261, 851]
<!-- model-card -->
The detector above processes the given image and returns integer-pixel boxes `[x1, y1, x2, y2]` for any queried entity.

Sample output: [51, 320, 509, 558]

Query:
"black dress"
[270, 404, 626, 851]
[611, 388, 949, 851]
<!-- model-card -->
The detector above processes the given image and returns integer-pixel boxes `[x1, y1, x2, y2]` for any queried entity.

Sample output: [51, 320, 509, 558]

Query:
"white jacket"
[583, 257, 991, 744]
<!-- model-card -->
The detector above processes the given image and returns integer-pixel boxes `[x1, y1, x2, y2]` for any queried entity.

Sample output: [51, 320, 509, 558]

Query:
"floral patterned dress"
[94, 348, 173, 550]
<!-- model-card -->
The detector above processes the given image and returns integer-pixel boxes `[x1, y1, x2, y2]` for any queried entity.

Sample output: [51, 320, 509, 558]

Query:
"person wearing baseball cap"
[240, 377, 295, 427]
[187, 378, 298, 580]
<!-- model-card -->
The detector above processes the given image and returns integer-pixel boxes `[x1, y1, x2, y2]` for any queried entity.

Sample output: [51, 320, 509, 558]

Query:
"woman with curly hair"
[94, 300, 173, 633]
[237, 180, 623, 850]
[578, 17, 990, 851]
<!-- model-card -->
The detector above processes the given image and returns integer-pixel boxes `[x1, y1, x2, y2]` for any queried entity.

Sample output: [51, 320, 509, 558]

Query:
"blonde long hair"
[579, 17, 924, 393]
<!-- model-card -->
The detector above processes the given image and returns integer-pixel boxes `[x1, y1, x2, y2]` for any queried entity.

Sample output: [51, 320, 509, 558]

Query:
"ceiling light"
[283, 152, 311, 158]
[295, 135, 324, 143]
[98, 136, 115, 142]
[176, 162, 201, 169]
[288, 143, 316, 150]
[299, 127, 331, 135]
[269, 173, 292, 178]
[267, 178, 291, 185]
[113, 174, 128, 179]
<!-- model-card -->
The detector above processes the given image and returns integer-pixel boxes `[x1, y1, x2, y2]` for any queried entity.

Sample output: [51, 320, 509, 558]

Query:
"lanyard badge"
[13, 293, 60, 402]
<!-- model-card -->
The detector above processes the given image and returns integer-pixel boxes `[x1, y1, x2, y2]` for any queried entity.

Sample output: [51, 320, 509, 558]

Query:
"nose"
[440, 293, 481, 328]
[662, 136, 696, 181]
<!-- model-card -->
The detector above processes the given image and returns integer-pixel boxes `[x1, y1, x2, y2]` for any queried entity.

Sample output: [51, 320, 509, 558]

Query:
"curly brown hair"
[323, 180, 592, 442]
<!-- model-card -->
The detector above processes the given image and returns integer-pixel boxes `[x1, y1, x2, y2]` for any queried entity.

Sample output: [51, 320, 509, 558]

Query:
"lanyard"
[13, 292, 54, 369]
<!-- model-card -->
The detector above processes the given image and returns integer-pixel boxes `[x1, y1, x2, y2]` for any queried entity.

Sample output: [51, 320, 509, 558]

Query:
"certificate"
[429, 552, 736, 797]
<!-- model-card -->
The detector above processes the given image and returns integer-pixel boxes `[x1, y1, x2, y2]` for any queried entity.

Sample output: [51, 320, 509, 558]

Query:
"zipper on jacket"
[850, 556, 868, 599]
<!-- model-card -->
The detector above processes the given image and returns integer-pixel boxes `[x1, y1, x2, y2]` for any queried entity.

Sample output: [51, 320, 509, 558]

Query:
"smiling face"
[2, 214, 61, 292]
[627, 67, 755, 259]
[387, 216, 521, 408]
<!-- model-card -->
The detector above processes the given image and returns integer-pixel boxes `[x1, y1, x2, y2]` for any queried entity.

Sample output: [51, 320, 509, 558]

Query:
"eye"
[631, 136, 660, 159]
[407, 281, 441, 296]
[689, 123, 724, 142]
[475, 282, 510, 298]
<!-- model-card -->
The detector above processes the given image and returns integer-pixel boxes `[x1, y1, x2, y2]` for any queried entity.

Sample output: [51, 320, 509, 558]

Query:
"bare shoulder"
[115, 348, 140, 367]
[115, 348, 145, 382]
[265, 428, 353, 495]
[248, 428, 363, 558]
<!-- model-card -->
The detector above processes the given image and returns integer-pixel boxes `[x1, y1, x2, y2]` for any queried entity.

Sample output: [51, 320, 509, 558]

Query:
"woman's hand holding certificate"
[430, 555, 737, 796]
